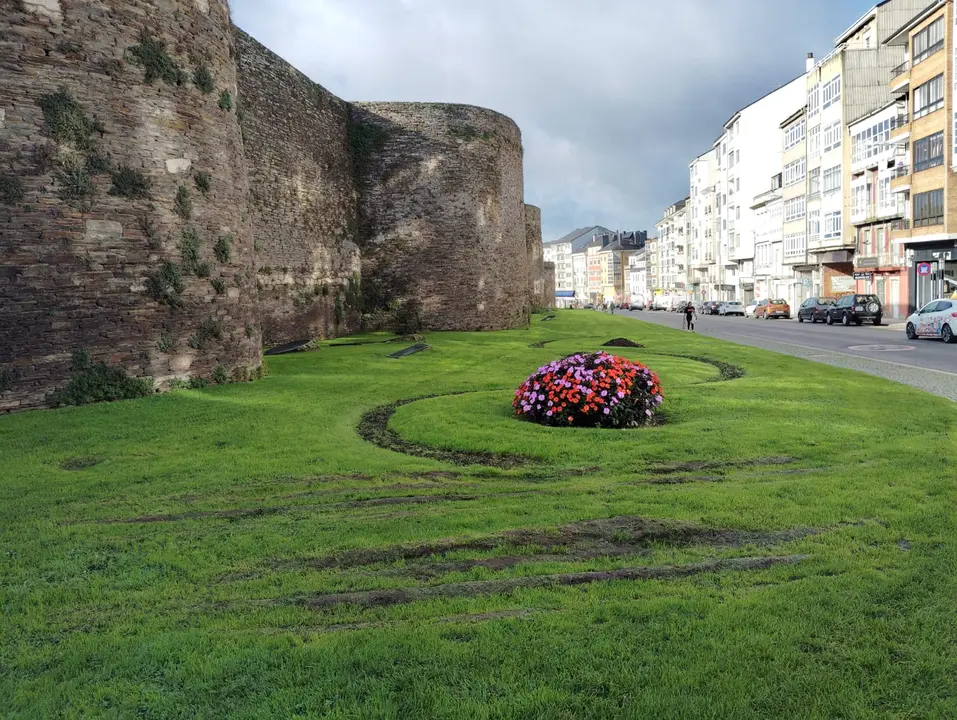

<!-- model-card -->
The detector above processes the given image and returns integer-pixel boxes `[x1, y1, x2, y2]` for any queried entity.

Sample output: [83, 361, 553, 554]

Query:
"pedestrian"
[684, 301, 696, 331]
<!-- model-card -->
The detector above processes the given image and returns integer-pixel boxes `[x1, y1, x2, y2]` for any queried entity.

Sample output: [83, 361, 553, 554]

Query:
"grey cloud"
[232, 0, 876, 238]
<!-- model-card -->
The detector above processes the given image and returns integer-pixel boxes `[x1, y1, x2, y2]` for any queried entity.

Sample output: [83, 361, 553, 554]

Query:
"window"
[913, 188, 944, 226]
[784, 158, 807, 187]
[913, 131, 944, 172]
[851, 117, 893, 164]
[784, 196, 806, 222]
[878, 176, 892, 210]
[728, 151, 736, 168]
[823, 211, 842, 239]
[808, 167, 821, 195]
[808, 83, 820, 116]
[913, 74, 944, 119]
[808, 126, 820, 158]
[852, 183, 869, 217]
[784, 233, 806, 257]
[785, 118, 806, 150]
[823, 165, 841, 194]
[823, 121, 842, 153]
[822, 76, 841, 109]
[912, 17, 944, 65]
[807, 209, 820, 240]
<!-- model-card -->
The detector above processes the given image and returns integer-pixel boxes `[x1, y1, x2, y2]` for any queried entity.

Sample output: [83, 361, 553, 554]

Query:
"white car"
[745, 302, 758, 318]
[905, 298, 957, 344]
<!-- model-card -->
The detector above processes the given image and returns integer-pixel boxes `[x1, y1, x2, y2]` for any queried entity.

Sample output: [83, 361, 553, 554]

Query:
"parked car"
[718, 301, 746, 316]
[583, 302, 595, 310]
[745, 301, 758, 318]
[755, 298, 791, 319]
[797, 296, 836, 323]
[704, 301, 723, 315]
[825, 294, 882, 326]
[905, 298, 957, 343]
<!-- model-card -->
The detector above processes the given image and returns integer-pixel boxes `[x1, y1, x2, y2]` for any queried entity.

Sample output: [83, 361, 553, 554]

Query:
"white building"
[688, 149, 718, 300]
[713, 73, 807, 304]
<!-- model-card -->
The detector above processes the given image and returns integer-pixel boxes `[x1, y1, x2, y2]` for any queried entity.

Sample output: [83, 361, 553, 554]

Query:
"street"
[615, 309, 957, 401]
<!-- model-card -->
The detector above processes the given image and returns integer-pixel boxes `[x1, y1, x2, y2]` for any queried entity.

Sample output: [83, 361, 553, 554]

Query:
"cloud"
[231, 0, 875, 239]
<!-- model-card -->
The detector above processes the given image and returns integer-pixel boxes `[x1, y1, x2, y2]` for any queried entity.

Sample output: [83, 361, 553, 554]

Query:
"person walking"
[684, 301, 696, 331]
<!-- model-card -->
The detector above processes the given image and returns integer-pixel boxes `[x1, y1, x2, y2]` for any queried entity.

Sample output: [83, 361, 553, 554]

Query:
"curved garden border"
[355, 354, 745, 466]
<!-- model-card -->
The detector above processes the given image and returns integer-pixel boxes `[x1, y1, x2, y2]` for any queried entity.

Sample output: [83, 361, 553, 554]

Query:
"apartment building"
[688, 149, 718, 300]
[774, 105, 815, 310]
[655, 199, 689, 300]
[805, 0, 922, 297]
[713, 73, 806, 304]
[597, 232, 645, 303]
[886, 0, 957, 308]
[543, 225, 610, 307]
[646, 235, 661, 301]
[625, 247, 649, 305]
[752, 173, 787, 303]
[848, 101, 910, 316]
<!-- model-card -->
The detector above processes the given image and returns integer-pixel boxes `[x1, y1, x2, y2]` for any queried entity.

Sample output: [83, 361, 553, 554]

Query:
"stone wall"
[351, 102, 530, 331]
[524, 204, 545, 309]
[544, 262, 557, 308]
[235, 30, 360, 345]
[0, 0, 262, 411]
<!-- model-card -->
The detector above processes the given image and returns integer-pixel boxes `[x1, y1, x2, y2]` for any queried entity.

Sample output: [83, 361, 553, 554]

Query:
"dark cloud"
[231, 0, 876, 239]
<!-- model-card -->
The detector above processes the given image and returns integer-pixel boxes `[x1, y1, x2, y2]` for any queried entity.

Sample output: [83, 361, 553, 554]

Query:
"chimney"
[806, 52, 815, 73]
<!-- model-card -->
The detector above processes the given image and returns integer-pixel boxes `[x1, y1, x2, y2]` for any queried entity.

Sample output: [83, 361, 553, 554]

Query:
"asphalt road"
[614, 309, 957, 402]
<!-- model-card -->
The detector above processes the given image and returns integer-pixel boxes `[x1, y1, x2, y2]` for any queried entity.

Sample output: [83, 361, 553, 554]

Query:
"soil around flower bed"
[357, 392, 536, 468]
[602, 338, 644, 348]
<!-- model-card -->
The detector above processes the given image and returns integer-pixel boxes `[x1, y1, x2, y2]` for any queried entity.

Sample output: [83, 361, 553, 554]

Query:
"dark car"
[705, 301, 722, 315]
[826, 294, 883, 326]
[797, 296, 836, 323]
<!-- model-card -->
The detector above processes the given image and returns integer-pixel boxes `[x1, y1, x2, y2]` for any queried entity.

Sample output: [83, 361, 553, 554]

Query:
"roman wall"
[524, 204, 545, 309]
[350, 102, 530, 331]
[0, 0, 261, 412]
[234, 30, 361, 345]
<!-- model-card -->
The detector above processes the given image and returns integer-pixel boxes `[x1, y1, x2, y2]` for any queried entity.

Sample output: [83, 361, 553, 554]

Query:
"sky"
[231, 0, 878, 241]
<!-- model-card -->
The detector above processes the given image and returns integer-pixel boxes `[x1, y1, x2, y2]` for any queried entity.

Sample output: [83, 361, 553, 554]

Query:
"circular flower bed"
[513, 352, 664, 428]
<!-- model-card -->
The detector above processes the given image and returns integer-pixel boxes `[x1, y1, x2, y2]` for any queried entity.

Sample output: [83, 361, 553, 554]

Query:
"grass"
[1, 311, 956, 718]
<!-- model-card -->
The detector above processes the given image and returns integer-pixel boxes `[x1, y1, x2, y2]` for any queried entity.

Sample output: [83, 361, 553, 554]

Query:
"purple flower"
[645, 409, 653, 417]
[603, 408, 611, 415]
[601, 390, 607, 397]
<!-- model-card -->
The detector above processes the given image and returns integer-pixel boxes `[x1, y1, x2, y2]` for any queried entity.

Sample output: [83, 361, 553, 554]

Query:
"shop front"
[909, 243, 957, 310]
[854, 256, 910, 320]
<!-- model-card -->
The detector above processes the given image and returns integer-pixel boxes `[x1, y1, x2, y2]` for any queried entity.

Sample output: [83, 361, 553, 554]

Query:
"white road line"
[712, 330, 957, 378]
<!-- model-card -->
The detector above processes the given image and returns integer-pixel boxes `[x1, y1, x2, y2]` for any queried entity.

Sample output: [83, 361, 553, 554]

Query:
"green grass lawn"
[2, 311, 956, 719]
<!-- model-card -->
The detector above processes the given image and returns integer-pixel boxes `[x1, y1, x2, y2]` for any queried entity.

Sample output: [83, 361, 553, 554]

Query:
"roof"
[835, 3, 882, 45]
[780, 105, 808, 129]
[544, 225, 610, 251]
[718, 71, 808, 130]
[884, 0, 945, 45]
[848, 99, 898, 128]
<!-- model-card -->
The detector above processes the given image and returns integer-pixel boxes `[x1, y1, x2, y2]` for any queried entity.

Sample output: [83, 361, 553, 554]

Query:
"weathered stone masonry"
[0, 0, 262, 412]
[0, 1, 548, 412]
[352, 102, 529, 331]
[525, 204, 545, 309]
[235, 31, 361, 345]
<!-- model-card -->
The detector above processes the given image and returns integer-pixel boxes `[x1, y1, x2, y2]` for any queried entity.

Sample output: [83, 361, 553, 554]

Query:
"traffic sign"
[917, 262, 932, 277]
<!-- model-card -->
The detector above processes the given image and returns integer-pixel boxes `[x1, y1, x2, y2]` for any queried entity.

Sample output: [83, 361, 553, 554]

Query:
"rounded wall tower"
[0, 0, 261, 411]
[524, 204, 545, 309]
[351, 102, 529, 331]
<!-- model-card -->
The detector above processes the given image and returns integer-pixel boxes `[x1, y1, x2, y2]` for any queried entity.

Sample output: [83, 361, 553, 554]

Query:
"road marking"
[845, 344, 916, 352]
[712, 331, 957, 378]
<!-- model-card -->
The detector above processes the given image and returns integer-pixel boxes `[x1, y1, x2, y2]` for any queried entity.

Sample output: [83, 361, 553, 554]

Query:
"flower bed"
[513, 352, 664, 428]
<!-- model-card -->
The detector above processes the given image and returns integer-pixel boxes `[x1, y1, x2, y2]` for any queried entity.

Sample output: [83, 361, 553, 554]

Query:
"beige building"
[887, 0, 957, 309]
[777, 105, 813, 308]
[689, 150, 718, 300]
[805, 0, 923, 297]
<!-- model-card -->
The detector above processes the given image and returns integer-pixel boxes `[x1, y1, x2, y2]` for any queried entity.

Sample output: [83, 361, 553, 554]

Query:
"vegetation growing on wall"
[218, 90, 232, 112]
[188, 318, 222, 350]
[0, 366, 14, 393]
[146, 261, 184, 308]
[109, 166, 151, 199]
[51, 350, 154, 407]
[127, 29, 185, 86]
[210, 279, 226, 295]
[54, 156, 96, 210]
[179, 228, 210, 277]
[194, 171, 212, 195]
[38, 88, 103, 150]
[174, 185, 192, 219]
[446, 123, 494, 142]
[0, 175, 24, 205]
[213, 233, 232, 264]
[192, 63, 215, 94]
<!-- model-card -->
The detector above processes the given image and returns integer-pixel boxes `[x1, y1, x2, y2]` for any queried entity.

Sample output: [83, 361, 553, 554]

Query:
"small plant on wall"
[0, 175, 25, 205]
[146, 261, 184, 308]
[194, 171, 212, 195]
[213, 233, 232, 263]
[126, 29, 185, 86]
[188, 318, 222, 350]
[38, 87, 103, 150]
[173, 185, 192, 219]
[109, 166, 151, 199]
[192, 63, 215, 94]
[218, 90, 232, 112]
